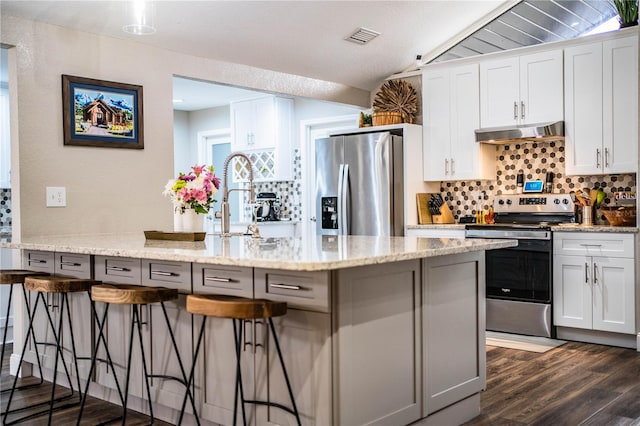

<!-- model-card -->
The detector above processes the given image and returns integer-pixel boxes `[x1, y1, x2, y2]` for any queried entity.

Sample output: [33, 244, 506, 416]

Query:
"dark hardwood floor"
[3, 341, 640, 425]
[0, 344, 171, 425]
[465, 341, 640, 426]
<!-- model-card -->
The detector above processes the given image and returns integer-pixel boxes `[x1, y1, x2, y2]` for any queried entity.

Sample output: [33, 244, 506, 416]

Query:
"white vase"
[173, 209, 184, 232]
[182, 208, 205, 233]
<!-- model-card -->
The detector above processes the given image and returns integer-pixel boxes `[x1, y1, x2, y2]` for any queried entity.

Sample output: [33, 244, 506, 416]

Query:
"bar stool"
[0, 270, 48, 375]
[182, 294, 301, 426]
[3, 274, 98, 425]
[78, 284, 199, 425]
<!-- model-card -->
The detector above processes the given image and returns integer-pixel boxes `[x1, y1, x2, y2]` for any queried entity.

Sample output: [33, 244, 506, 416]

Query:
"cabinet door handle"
[520, 101, 525, 119]
[151, 271, 177, 277]
[450, 158, 455, 175]
[29, 259, 47, 264]
[444, 159, 449, 175]
[579, 244, 602, 247]
[605, 148, 610, 168]
[596, 149, 601, 168]
[593, 263, 598, 285]
[106, 266, 130, 272]
[585, 262, 589, 283]
[270, 283, 302, 291]
[205, 276, 237, 283]
[60, 261, 82, 267]
[514, 101, 518, 120]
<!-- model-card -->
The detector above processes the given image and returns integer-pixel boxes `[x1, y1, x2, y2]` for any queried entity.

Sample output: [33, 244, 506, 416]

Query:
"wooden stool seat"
[24, 276, 99, 293]
[91, 284, 178, 305]
[0, 270, 49, 285]
[186, 294, 287, 319]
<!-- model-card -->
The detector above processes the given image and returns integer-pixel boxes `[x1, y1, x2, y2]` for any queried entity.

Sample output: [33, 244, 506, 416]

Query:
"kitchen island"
[2, 233, 516, 426]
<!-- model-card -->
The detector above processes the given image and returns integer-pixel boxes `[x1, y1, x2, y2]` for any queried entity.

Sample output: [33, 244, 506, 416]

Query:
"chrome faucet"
[220, 152, 255, 236]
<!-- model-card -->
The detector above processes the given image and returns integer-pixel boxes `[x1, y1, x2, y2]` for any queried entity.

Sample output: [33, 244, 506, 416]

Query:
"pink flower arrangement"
[163, 165, 221, 214]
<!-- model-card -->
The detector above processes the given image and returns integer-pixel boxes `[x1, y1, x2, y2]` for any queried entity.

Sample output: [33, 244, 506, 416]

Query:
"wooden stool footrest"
[187, 295, 287, 319]
[91, 284, 178, 304]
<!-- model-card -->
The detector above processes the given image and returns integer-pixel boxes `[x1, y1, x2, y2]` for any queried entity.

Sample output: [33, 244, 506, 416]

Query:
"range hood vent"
[475, 121, 565, 145]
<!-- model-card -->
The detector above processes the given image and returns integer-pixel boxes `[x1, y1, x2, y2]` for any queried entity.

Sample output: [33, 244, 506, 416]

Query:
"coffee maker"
[254, 192, 281, 221]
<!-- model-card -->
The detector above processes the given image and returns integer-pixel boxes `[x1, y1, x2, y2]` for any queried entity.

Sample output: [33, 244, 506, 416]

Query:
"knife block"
[416, 193, 455, 225]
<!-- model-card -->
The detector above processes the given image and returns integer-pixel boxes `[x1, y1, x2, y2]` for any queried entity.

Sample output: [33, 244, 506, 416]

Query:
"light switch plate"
[46, 187, 66, 207]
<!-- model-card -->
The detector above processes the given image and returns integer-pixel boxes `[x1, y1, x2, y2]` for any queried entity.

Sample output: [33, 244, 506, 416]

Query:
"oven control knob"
[554, 199, 560, 204]
[498, 199, 505, 205]
[563, 199, 569, 204]
[506, 199, 512, 205]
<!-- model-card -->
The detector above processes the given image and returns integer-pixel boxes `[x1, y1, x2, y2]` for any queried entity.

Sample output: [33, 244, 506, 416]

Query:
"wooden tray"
[144, 230, 206, 241]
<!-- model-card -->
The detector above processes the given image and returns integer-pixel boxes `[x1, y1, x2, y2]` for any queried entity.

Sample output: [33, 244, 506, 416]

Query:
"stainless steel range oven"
[465, 194, 575, 338]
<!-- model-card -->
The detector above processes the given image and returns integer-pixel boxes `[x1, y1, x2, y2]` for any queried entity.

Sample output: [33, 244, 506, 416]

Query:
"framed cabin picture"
[62, 75, 144, 149]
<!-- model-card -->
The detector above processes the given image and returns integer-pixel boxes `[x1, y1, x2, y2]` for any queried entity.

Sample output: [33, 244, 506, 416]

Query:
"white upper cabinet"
[564, 35, 638, 175]
[423, 64, 493, 182]
[480, 50, 563, 128]
[230, 96, 294, 181]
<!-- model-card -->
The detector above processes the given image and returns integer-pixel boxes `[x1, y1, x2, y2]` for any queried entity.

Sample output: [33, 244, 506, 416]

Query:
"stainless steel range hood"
[475, 121, 564, 145]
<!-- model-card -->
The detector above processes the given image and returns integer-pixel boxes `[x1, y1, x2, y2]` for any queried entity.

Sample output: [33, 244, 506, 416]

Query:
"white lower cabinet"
[553, 233, 635, 335]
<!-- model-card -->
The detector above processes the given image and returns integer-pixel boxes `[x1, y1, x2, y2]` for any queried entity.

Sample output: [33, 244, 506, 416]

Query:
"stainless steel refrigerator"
[315, 130, 404, 236]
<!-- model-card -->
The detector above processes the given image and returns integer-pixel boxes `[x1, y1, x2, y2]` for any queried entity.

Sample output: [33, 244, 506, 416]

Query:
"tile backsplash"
[440, 141, 636, 221]
[0, 188, 11, 227]
[245, 149, 303, 222]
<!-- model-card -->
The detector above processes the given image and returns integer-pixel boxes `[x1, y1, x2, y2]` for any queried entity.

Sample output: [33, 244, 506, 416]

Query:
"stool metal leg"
[268, 317, 301, 426]
[63, 292, 84, 398]
[178, 315, 207, 425]
[0, 285, 46, 396]
[3, 292, 78, 425]
[77, 302, 126, 425]
[233, 318, 248, 426]
[156, 302, 199, 425]
[133, 304, 154, 424]
[0, 283, 14, 371]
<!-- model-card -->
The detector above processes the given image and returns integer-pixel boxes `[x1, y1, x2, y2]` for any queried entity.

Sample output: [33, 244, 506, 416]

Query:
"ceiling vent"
[346, 27, 381, 45]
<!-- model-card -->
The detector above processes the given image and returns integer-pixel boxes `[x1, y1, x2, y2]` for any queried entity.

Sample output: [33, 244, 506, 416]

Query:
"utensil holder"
[582, 206, 593, 226]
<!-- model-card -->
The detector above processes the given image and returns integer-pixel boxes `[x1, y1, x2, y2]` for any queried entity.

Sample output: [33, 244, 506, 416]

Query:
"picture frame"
[62, 74, 144, 149]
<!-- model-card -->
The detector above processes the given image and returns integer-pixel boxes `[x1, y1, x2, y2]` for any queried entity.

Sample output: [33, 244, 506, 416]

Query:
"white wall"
[0, 16, 369, 237]
[172, 110, 191, 175]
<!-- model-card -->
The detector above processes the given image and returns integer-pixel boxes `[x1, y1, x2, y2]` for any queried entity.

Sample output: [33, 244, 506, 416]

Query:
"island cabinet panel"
[21, 251, 93, 381]
[334, 259, 422, 426]
[141, 260, 195, 415]
[192, 263, 254, 425]
[254, 308, 332, 426]
[423, 251, 486, 416]
[93, 256, 145, 398]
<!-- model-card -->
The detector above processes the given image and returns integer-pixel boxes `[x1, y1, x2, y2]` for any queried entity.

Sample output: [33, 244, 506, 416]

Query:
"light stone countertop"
[550, 224, 638, 233]
[407, 223, 638, 233]
[0, 233, 517, 272]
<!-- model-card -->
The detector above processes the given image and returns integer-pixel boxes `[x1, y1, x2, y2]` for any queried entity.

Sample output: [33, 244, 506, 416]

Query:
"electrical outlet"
[46, 187, 66, 207]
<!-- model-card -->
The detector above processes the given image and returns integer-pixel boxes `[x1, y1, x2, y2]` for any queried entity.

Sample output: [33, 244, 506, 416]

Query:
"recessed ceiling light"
[172, 99, 183, 103]
[345, 27, 381, 45]
[571, 22, 580, 27]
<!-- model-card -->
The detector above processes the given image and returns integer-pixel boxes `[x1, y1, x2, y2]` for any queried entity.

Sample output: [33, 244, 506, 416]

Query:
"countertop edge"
[1, 237, 517, 272]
